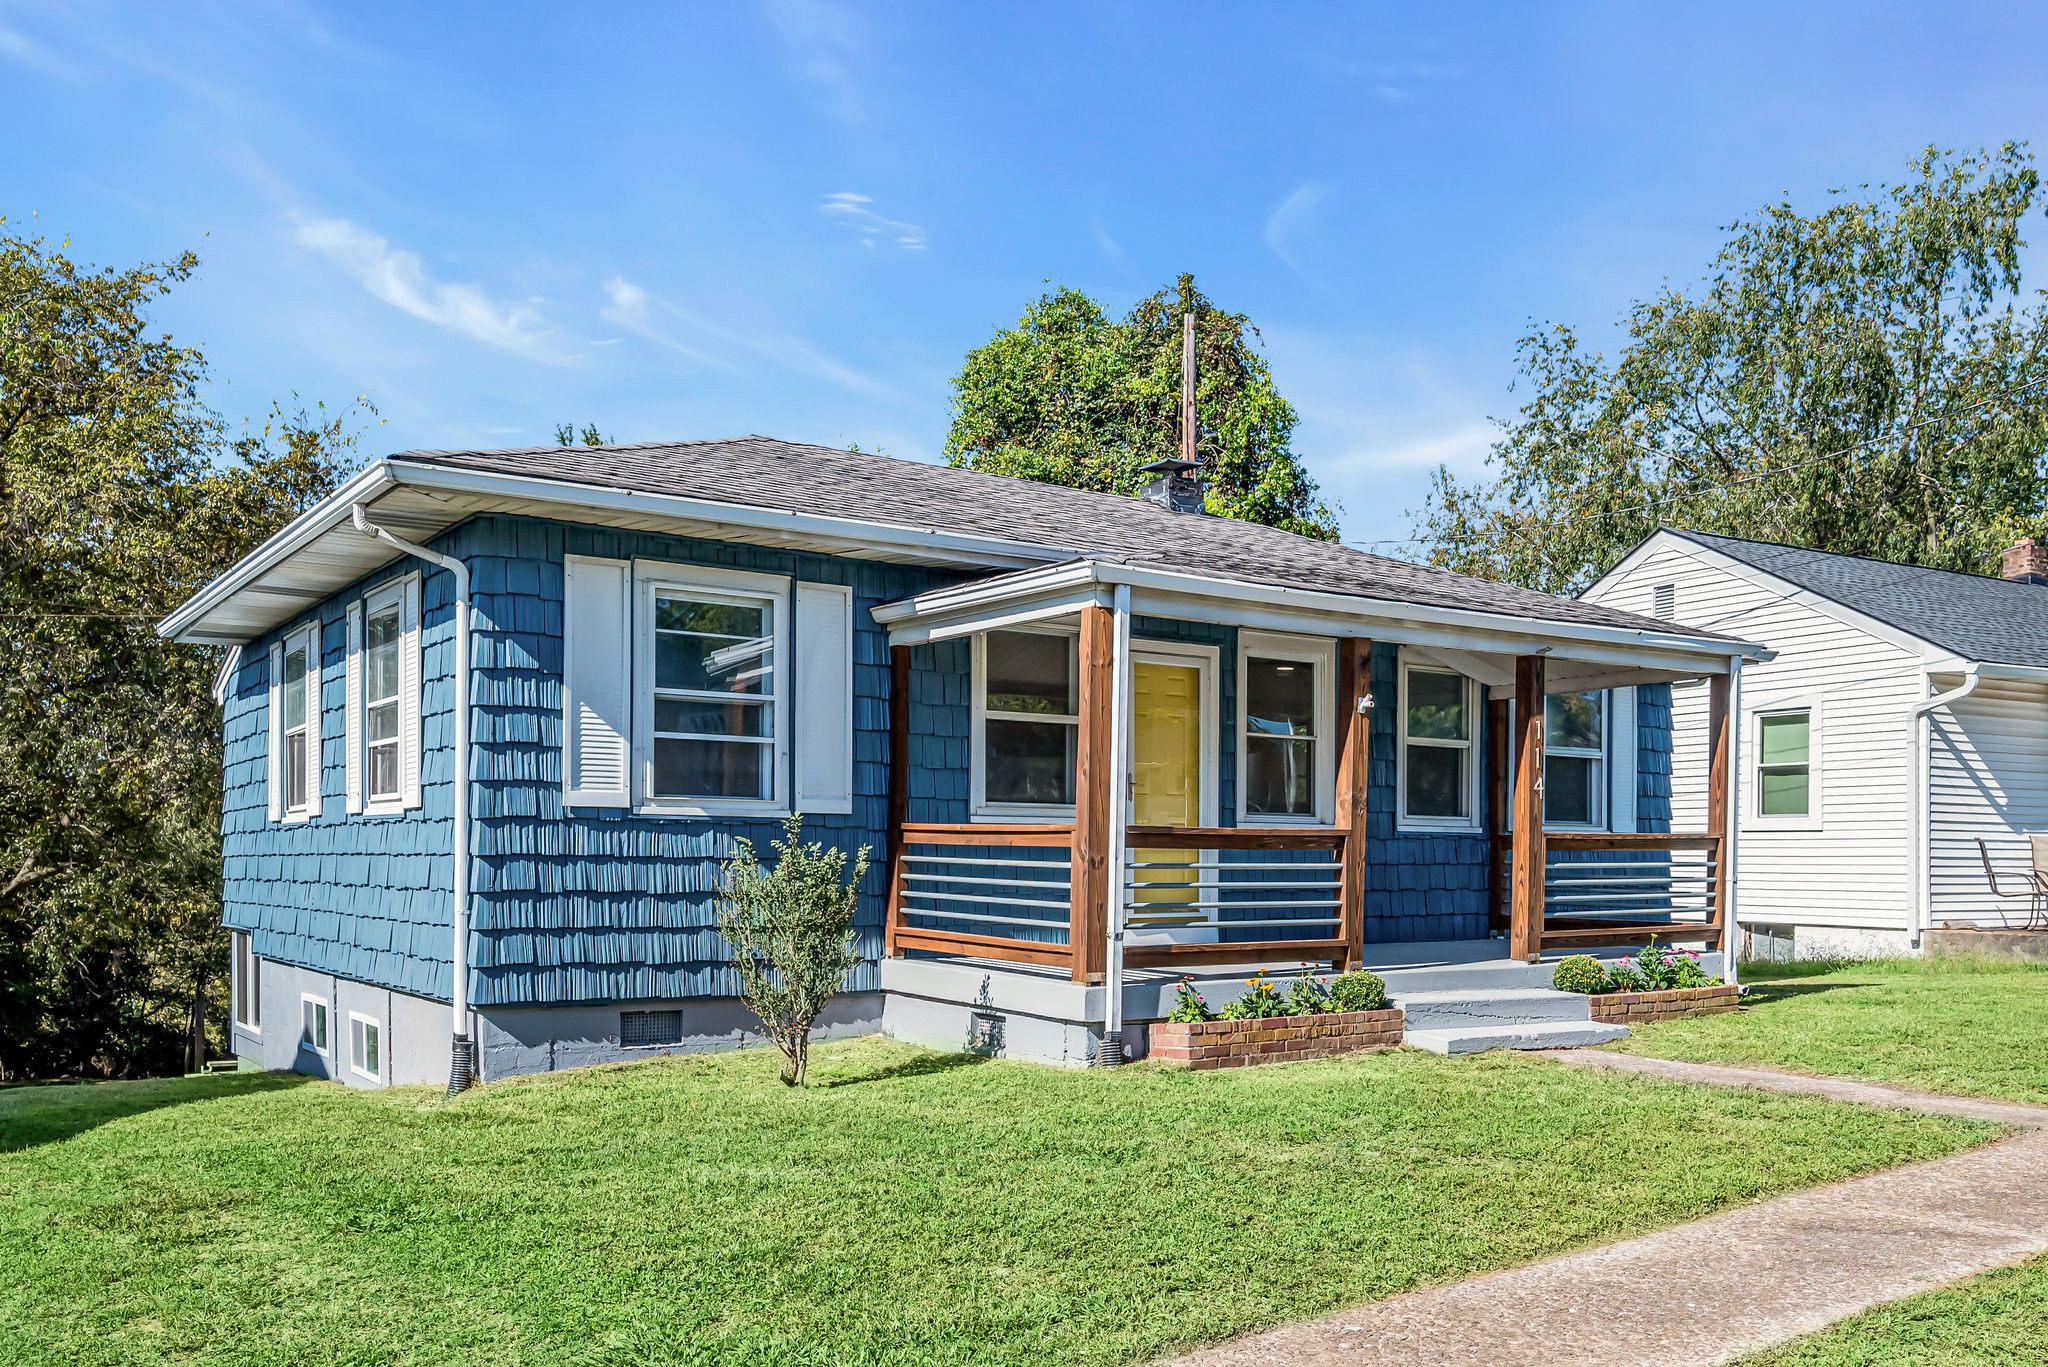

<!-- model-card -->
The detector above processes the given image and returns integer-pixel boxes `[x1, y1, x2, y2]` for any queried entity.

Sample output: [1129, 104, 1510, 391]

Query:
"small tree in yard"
[716, 816, 870, 1086]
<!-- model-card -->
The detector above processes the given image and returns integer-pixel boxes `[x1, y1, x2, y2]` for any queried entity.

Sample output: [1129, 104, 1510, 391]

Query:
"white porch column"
[1100, 584, 1133, 1065]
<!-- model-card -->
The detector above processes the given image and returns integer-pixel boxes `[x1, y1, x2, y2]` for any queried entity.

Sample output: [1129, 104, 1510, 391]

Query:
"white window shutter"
[1609, 686, 1638, 833]
[304, 620, 323, 818]
[793, 582, 855, 815]
[563, 555, 633, 808]
[267, 642, 284, 821]
[401, 574, 423, 809]
[344, 601, 363, 814]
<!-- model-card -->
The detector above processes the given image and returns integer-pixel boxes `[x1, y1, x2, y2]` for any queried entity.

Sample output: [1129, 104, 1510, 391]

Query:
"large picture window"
[974, 628, 1079, 815]
[1399, 663, 1475, 827]
[1237, 632, 1334, 824]
[644, 577, 785, 808]
[1544, 691, 1605, 827]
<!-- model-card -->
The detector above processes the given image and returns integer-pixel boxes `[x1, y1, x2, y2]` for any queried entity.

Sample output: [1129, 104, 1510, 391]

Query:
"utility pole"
[1180, 308, 1197, 466]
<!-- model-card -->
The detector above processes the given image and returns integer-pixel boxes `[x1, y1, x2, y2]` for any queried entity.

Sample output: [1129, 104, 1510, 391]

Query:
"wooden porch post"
[883, 644, 911, 958]
[1486, 696, 1511, 934]
[1509, 655, 1547, 962]
[1071, 604, 1114, 983]
[1332, 638, 1373, 969]
[1707, 670, 1733, 930]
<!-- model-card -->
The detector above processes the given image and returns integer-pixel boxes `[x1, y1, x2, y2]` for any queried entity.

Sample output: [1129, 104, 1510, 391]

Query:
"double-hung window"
[1755, 707, 1814, 820]
[362, 593, 403, 804]
[275, 622, 318, 820]
[974, 628, 1079, 816]
[1544, 691, 1605, 828]
[637, 564, 789, 814]
[1238, 632, 1334, 824]
[346, 575, 421, 815]
[1399, 662, 1476, 828]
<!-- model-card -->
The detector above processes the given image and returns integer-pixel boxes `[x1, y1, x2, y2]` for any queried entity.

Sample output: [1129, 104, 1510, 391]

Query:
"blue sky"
[6, 2, 2045, 549]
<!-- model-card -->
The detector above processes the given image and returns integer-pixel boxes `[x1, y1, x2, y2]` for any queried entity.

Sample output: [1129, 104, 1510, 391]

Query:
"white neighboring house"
[1585, 529, 2048, 959]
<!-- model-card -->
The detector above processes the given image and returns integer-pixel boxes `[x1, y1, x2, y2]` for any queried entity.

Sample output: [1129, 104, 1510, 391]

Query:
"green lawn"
[0, 1039, 1994, 1367]
[1741, 1254, 2048, 1365]
[1614, 955, 2048, 1105]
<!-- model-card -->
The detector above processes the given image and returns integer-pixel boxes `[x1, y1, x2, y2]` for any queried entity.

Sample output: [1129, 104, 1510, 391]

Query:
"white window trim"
[1504, 690, 1639, 834]
[971, 622, 1081, 822]
[279, 622, 319, 824]
[1543, 689, 1607, 832]
[1235, 630, 1337, 827]
[232, 932, 260, 1035]
[1396, 654, 1482, 833]
[357, 577, 414, 816]
[631, 560, 792, 818]
[1749, 697, 1822, 831]
[347, 1010, 382, 1083]
[299, 993, 330, 1058]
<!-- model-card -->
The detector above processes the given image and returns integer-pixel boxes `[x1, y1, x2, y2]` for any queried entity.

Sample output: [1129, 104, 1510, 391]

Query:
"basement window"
[621, 1009, 686, 1049]
[300, 994, 330, 1057]
[348, 1012, 382, 1082]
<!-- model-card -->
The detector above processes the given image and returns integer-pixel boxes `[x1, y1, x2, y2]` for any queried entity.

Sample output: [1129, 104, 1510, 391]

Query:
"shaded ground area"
[1740, 1253, 2048, 1366]
[1612, 955, 2048, 1105]
[0, 1037, 1987, 1367]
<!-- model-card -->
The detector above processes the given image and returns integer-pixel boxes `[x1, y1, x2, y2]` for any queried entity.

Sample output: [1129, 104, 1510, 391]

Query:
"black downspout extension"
[446, 1033, 476, 1097]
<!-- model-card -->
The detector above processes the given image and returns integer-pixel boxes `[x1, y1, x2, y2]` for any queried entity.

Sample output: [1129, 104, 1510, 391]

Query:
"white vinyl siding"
[1587, 538, 1926, 931]
[793, 582, 854, 815]
[1928, 676, 2048, 927]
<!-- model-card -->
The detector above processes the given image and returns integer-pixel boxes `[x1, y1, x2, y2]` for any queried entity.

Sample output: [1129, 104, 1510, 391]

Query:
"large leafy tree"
[1418, 145, 2048, 594]
[1, 225, 362, 1078]
[946, 274, 1337, 537]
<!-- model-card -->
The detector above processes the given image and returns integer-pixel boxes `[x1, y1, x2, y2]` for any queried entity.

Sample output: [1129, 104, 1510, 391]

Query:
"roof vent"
[1138, 456, 1205, 514]
[2002, 537, 2048, 584]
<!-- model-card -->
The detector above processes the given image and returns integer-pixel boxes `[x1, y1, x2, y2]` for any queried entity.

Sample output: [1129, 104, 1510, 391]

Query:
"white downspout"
[1099, 585, 1133, 1065]
[1721, 656, 1742, 989]
[353, 506, 475, 1092]
[1909, 664, 1982, 946]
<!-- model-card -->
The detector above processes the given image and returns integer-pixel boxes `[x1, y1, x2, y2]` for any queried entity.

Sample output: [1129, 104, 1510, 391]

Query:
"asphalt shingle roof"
[1670, 529, 2048, 667]
[396, 436, 1718, 639]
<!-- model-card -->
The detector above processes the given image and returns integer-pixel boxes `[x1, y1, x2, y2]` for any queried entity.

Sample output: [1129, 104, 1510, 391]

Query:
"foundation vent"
[620, 1009, 685, 1049]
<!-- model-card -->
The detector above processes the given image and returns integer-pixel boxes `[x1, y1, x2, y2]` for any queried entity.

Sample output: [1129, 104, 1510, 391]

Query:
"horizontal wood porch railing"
[884, 823, 1077, 972]
[1538, 832, 1723, 948]
[1121, 826, 1352, 969]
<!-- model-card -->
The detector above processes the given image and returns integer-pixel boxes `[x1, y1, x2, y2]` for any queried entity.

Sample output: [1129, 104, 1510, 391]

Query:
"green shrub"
[1164, 979, 1212, 1023]
[717, 815, 870, 1086]
[1551, 955, 1612, 995]
[1325, 970, 1387, 1014]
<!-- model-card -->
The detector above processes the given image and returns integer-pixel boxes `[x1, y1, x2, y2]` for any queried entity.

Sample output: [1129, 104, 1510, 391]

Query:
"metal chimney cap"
[1139, 456, 1200, 475]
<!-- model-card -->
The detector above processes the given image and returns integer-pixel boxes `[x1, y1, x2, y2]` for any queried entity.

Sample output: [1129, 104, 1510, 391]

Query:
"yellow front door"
[1131, 659, 1203, 926]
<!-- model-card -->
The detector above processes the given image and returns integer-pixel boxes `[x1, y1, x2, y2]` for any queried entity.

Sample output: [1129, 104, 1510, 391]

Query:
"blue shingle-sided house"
[162, 438, 1763, 1086]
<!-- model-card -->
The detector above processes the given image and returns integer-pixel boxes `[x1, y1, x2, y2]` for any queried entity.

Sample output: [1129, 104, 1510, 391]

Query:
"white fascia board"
[383, 460, 1065, 572]
[158, 462, 397, 643]
[869, 558, 1101, 625]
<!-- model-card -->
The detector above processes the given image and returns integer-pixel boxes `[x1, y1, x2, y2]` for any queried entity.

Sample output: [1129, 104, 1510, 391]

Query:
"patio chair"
[1976, 838, 2045, 930]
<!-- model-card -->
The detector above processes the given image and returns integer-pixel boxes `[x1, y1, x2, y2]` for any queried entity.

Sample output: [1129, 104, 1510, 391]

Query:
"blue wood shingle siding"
[220, 512, 1676, 1008]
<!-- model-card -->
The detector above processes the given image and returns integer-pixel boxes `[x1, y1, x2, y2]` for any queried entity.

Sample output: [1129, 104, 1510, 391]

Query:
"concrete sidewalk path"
[1165, 1058, 2048, 1367]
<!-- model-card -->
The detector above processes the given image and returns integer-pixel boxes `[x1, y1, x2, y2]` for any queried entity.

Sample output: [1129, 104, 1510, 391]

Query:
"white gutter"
[1099, 585, 1133, 1066]
[1909, 663, 1983, 945]
[1721, 654, 1743, 989]
[351, 506, 477, 1093]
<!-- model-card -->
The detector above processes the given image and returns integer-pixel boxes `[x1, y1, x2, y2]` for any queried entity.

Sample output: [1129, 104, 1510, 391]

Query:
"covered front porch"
[868, 558, 1757, 1059]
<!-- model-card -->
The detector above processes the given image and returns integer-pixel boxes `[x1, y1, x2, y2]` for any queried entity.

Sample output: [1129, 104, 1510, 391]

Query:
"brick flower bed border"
[1588, 984, 1740, 1026]
[1148, 1008, 1405, 1069]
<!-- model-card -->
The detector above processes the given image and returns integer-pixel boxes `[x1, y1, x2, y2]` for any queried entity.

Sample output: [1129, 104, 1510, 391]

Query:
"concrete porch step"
[1391, 987, 1594, 1030]
[1404, 1020, 1631, 1056]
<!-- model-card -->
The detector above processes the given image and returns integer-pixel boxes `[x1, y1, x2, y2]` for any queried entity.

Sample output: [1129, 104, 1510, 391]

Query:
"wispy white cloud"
[1263, 181, 1333, 280]
[1089, 216, 1128, 271]
[0, 24, 84, 80]
[602, 274, 899, 398]
[294, 217, 570, 363]
[761, 0, 866, 125]
[818, 191, 927, 251]
[1336, 420, 1497, 475]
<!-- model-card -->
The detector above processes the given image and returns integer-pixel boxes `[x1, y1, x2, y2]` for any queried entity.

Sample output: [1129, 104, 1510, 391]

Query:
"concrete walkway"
[1166, 1057, 2048, 1367]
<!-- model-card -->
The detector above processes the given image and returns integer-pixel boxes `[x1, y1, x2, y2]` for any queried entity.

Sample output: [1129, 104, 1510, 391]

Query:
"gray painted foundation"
[232, 958, 454, 1088]
[476, 993, 882, 1080]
